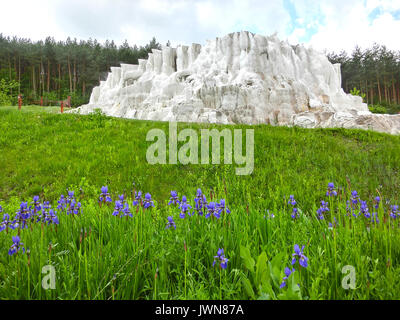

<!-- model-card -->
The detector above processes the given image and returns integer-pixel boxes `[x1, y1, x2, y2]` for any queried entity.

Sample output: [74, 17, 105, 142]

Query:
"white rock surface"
[73, 31, 400, 135]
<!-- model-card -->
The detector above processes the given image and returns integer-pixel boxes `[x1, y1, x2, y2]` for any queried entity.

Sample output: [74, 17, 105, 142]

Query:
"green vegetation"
[327, 44, 400, 114]
[0, 108, 399, 300]
[0, 34, 163, 107]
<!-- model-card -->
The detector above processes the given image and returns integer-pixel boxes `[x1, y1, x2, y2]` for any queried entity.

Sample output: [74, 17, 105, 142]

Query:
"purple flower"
[57, 194, 67, 211]
[328, 217, 338, 228]
[132, 191, 142, 206]
[374, 196, 380, 210]
[44, 209, 59, 225]
[360, 200, 370, 219]
[99, 186, 112, 203]
[68, 199, 81, 215]
[371, 212, 379, 224]
[326, 183, 337, 197]
[217, 199, 230, 215]
[121, 203, 132, 217]
[0, 213, 16, 232]
[288, 195, 297, 206]
[193, 189, 207, 216]
[351, 191, 359, 205]
[288, 195, 298, 219]
[206, 202, 220, 219]
[168, 191, 180, 206]
[113, 200, 124, 216]
[213, 248, 228, 269]
[165, 216, 176, 229]
[8, 235, 25, 256]
[15, 202, 30, 229]
[280, 267, 295, 288]
[390, 205, 399, 219]
[143, 193, 154, 209]
[291, 244, 308, 268]
[179, 201, 192, 219]
[317, 200, 329, 220]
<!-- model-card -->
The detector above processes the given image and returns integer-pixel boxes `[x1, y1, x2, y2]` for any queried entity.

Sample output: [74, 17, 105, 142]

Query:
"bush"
[0, 79, 19, 106]
[368, 105, 387, 114]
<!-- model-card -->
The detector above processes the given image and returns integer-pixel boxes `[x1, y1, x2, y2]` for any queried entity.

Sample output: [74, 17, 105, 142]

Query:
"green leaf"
[241, 275, 256, 299]
[240, 245, 255, 273]
[255, 251, 268, 286]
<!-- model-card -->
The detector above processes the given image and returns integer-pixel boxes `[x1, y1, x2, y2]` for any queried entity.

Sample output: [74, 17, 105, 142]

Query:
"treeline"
[327, 44, 400, 109]
[1, 34, 399, 111]
[0, 34, 162, 106]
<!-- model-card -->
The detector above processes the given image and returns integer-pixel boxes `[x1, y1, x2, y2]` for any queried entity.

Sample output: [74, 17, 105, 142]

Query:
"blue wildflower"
[179, 201, 192, 219]
[121, 202, 132, 217]
[44, 209, 59, 225]
[217, 199, 230, 215]
[390, 205, 399, 219]
[68, 199, 81, 215]
[15, 202, 30, 229]
[8, 235, 25, 256]
[360, 200, 370, 219]
[193, 189, 207, 216]
[99, 186, 112, 204]
[143, 193, 154, 209]
[132, 191, 142, 206]
[374, 196, 380, 210]
[165, 216, 176, 229]
[113, 200, 124, 216]
[168, 191, 180, 206]
[317, 200, 329, 220]
[326, 182, 337, 197]
[351, 191, 359, 205]
[288, 195, 298, 219]
[280, 267, 295, 288]
[328, 217, 338, 228]
[291, 244, 308, 268]
[213, 248, 228, 269]
[206, 202, 220, 219]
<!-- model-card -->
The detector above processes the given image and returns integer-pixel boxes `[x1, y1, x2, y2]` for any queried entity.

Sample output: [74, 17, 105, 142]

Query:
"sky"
[1, 0, 400, 54]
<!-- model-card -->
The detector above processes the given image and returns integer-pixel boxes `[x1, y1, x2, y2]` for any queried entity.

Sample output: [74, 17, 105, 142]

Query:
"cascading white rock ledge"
[72, 31, 400, 135]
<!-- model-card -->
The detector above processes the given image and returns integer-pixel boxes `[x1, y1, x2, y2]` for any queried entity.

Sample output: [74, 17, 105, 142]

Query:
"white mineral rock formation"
[73, 31, 400, 135]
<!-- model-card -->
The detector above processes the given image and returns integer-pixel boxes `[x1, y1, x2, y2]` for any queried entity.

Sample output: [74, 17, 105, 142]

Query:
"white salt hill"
[72, 31, 400, 135]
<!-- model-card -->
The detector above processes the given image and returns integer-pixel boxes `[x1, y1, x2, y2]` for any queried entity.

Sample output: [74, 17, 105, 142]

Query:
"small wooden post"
[40, 96, 43, 106]
[61, 101, 64, 114]
[18, 95, 22, 110]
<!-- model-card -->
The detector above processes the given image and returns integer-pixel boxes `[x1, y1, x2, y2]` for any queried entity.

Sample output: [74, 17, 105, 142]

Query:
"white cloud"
[0, 0, 399, 54]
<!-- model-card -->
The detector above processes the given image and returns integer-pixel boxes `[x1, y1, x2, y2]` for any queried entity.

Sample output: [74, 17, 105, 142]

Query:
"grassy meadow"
[0, 105, 400, 300]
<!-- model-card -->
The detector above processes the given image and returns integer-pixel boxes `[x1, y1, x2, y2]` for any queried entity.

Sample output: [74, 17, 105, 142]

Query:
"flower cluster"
[316, 200, 329, 220]
[326, 182, 337, 197]
[8, 235, 25, 256]
[288, 195, 298, 219]
[58, 191, 81, 215]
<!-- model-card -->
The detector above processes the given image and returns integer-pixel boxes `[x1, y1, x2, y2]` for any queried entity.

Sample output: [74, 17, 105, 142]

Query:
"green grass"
[0, 105, 71, 114]
[0, 107, 399, 300]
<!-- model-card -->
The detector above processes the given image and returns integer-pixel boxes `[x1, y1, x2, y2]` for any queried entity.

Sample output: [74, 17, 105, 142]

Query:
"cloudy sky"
[1, 0, 400, 53]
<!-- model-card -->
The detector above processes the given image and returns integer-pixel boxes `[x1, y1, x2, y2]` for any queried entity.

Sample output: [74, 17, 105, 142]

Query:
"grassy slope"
[0, 107, 399, 210]
[0, 107, 400, 300]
